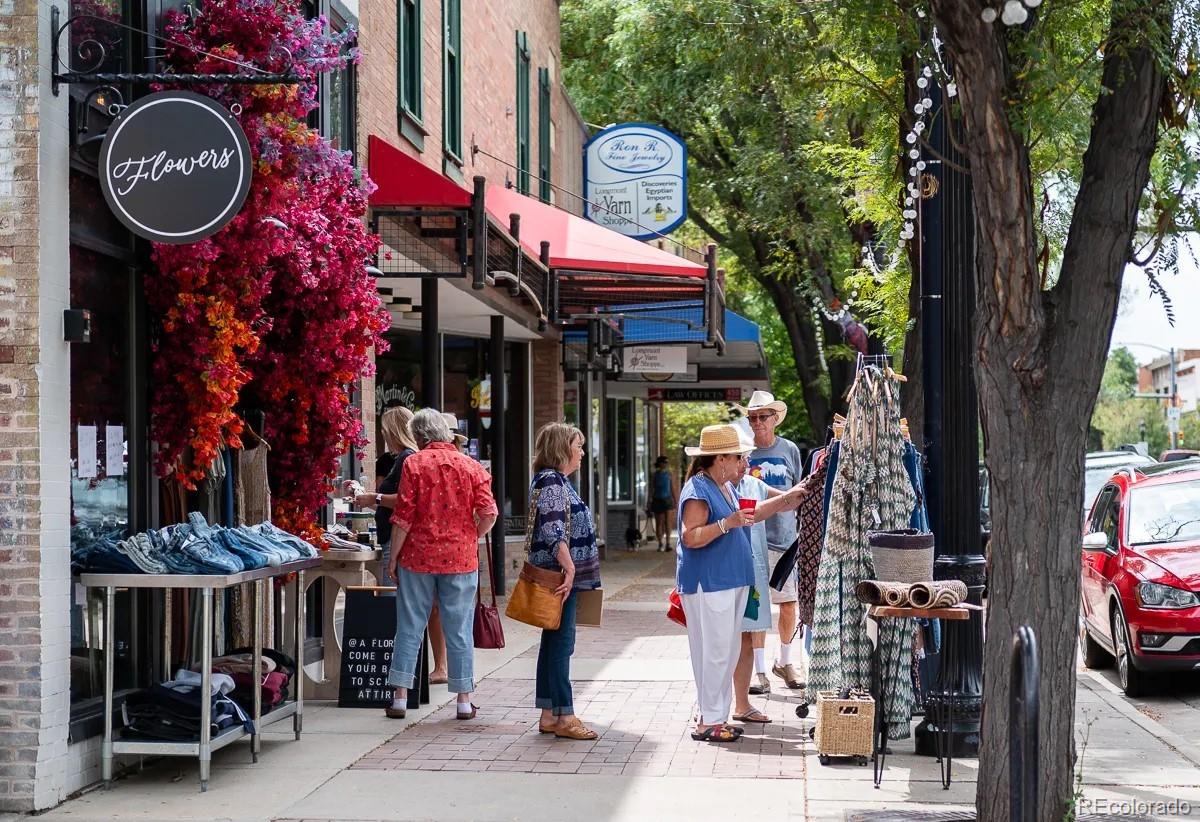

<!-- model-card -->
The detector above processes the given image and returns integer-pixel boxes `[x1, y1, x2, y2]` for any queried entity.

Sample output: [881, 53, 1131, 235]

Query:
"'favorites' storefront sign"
[99, 91, 253, 244]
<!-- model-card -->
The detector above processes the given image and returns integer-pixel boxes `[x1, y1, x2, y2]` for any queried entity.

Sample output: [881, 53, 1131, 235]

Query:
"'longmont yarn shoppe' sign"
[99, 90, 253, 244]
[584, 123, 687, 240]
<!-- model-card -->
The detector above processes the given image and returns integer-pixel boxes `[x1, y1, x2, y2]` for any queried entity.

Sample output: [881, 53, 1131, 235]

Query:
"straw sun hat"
[685, 424, 758, 457]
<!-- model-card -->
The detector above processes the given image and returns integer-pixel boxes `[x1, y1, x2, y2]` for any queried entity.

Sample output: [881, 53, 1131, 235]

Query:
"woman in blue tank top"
[676, 424, 757, 743]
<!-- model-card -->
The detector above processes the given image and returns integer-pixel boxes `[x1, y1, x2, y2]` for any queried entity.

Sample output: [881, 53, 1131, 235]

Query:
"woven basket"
[814, 690, 875, 758]
[868, 529, 934, 584]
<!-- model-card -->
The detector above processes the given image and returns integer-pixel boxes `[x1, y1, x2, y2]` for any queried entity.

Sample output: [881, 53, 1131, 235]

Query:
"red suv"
[1080, 460, 1200, 696]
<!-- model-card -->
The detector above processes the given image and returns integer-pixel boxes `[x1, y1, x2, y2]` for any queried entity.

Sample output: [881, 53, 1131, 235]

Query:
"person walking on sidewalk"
[741, 391, 807, 690]
[647, 456, 676, 551]
[527, 423, 601, 740]
[730, 428, 811, 725]
[678, 424, 756, 743]
[384, 409, 498, 721]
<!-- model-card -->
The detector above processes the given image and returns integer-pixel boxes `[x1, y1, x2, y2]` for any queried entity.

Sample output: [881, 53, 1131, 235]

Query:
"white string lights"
[981, 0, 1043, 26]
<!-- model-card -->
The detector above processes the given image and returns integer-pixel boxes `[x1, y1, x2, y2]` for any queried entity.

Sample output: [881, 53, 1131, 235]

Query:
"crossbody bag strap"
[524, 487, 542, 554]
[479, 533, 497, 607]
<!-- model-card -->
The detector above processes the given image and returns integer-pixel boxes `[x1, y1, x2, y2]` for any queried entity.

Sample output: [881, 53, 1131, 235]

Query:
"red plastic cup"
[738, 498, 757, 512]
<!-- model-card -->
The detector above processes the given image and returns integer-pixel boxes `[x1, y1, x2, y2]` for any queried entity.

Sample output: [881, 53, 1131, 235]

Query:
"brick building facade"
[1, 0, 82, 809]
[357, 0, 585, 509]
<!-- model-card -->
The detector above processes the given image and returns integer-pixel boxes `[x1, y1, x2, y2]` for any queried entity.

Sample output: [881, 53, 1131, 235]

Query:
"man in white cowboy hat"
[737, 390, 806, 691]
[442, 413, 470, 453]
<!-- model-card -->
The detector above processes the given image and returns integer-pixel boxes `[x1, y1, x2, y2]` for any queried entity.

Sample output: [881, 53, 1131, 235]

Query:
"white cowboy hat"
[735, 390, 788, 425]
[685, 424, 758, 457]
[441, 413, 469, 445]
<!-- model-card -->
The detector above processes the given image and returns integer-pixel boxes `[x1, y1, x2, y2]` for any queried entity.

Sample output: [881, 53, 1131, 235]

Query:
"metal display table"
[80, 557, 322, 792]
[867, 605, 971, 790]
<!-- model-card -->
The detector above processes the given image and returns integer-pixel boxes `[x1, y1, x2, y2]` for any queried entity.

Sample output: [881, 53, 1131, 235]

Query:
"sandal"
[691, 724, 741, 743]
[429, 672, 449, 685]
[554, 718, 598, 740]
[538, 722, 557, 734]
[732, 708, 772, 724]
[454, 703, 479, 720]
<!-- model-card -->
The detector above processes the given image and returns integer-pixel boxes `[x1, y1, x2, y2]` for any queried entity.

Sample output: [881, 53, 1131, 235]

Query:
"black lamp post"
[913, 78, 986, 758]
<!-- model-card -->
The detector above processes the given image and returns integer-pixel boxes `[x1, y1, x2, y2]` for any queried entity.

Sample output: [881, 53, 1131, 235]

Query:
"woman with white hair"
[354, 405, 449, 684]
[381, 408, 498, 720]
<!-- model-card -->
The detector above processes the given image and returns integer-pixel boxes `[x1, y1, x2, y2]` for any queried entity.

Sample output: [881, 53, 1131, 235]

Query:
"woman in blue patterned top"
[527, 423, 600, 740]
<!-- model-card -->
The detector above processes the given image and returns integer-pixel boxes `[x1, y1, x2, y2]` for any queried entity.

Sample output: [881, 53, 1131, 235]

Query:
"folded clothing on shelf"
[197, 648, 297, 712]
[121, 677, 253, 742]
[72, 514, 319, 575]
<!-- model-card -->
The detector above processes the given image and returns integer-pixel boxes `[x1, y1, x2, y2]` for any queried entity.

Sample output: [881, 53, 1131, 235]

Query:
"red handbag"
[474, 535, 506, 649]
[667, 588, 687, 627]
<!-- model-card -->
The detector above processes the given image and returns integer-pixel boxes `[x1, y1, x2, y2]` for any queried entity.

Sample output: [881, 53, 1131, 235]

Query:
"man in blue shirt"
[741, 391, 806, 691]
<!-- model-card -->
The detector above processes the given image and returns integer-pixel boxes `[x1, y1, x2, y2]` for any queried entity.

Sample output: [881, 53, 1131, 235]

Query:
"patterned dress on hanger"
[806, 368, 917, 739]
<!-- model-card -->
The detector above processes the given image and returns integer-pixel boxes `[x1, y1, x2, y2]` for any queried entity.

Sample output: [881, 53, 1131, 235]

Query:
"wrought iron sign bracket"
[51, 6, 303, 96]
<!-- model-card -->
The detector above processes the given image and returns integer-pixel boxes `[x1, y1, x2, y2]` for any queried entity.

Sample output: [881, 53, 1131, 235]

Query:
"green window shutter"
[442, 0, 462, 160]
[538, 67, 551, 203]
[397, 0, 423, 122]
[515, 32, 531, 195]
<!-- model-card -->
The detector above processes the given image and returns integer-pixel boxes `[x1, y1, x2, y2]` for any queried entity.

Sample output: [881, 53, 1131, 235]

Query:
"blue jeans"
[535, 591, 577, 716]
[388, 566, 477, 694]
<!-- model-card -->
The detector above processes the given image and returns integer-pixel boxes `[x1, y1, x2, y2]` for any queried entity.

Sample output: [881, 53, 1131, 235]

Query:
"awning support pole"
[489, 314, 507, 593]
[508, 214, 522, 298]
[422, 278, 441, 407]
[705, 244, 718, 349]
[472, 176, 487, 290]
[542, 242, 556, 325]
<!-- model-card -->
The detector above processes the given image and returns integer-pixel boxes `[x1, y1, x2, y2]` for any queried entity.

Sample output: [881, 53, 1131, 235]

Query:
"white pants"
[680, 584, 749, 725]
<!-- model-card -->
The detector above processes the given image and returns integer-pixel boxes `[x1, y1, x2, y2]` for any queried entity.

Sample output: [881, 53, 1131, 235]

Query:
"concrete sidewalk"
[25, 553, 1200, 822]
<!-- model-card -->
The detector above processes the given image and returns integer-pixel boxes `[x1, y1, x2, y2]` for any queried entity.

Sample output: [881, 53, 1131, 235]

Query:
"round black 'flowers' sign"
[98, 91, 253, 245]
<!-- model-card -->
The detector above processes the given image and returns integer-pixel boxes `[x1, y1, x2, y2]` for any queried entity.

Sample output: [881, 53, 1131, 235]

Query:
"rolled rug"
[855, 580, 886, 605]
[909, 580, 968, 608]
[930, 580, 968, 607]
[881, 583, 910, 607]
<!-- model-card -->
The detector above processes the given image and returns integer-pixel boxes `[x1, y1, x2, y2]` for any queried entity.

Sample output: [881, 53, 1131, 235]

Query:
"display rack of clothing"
[806, 362, 928, 740]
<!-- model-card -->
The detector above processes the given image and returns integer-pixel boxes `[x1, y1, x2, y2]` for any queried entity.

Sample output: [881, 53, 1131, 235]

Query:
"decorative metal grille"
[373, 209, 468, 278]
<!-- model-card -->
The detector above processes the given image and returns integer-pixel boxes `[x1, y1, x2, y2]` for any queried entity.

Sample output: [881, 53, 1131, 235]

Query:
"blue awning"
[562, 306, 759, 346]
[621, 305, 757, 345]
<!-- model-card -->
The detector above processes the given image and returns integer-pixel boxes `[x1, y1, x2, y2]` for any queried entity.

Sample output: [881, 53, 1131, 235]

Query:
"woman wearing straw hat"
[676, 423, 758, 743]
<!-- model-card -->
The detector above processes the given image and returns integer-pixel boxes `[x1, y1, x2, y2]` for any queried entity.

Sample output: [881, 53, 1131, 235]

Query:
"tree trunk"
[759, 274, 837, 437]
[928, 1, 1172, 819]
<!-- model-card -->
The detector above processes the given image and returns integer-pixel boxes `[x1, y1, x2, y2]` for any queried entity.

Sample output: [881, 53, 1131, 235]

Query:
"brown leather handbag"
[503, 488, 566, 630]
[473, 535, 505, 649]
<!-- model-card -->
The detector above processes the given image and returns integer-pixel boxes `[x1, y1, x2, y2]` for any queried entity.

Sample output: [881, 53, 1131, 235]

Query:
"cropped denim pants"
[535, 591, 577, 716]
[388, 566, 477, 694]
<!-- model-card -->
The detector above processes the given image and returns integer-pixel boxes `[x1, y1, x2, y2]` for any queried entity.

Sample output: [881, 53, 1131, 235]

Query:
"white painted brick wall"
[33, 0, 74, 810]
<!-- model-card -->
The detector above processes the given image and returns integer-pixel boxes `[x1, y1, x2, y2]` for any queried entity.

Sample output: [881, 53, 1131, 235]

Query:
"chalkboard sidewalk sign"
[337, 587, 429, 709]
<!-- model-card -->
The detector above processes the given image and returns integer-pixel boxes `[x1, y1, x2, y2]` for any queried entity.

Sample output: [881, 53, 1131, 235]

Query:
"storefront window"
[327, 9, 357, 158]
[68, 239, 135, 707]
[606, 398, 633, 501]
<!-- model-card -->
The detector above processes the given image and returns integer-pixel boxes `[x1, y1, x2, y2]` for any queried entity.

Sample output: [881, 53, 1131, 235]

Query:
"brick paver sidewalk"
[353, 555, 815, 780]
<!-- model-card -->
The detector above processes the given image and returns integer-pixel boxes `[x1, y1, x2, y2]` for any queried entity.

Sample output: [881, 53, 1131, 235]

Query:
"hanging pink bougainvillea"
[148, 0, 389, 542]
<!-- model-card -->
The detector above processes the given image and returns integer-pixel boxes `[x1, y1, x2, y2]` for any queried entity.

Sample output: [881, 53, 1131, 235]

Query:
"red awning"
[485, 185, 706, 278]
[367, 135, 471, 209]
